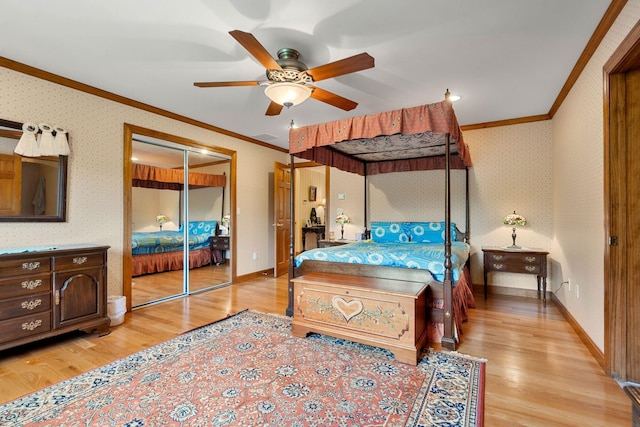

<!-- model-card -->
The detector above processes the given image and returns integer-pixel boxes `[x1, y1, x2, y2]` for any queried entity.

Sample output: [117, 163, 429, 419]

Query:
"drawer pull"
[492, 254, 504, 261]
[55, 290, 60, 306]
[21, 279, 43, 290]
[73, 257, 88, 265]
[525, 256, 537, 263]
[525, 266, 537, 272]
[492, 263, 505, 270]
[21, 299, 42, 310]
[22, 262, 41, 271]
[22, 320, 43, 331]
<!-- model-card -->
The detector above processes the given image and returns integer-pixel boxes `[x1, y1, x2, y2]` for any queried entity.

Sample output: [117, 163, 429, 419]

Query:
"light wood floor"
[131, 263, 231, 307]
[0, 275, 631, 426]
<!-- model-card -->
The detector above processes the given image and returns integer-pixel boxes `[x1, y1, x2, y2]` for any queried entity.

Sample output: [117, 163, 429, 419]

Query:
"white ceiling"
[0, 0, 612, 150]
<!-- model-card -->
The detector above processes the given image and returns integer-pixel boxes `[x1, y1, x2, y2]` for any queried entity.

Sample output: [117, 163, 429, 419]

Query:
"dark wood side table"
[302, 225, 325, 251]
[482, 246, 549, 304]
[210, 235, 230, 265]
[318, 239, 355, 248]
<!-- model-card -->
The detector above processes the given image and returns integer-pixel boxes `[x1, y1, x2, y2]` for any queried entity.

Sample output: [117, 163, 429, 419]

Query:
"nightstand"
[302, 225, 325, 251]
[318, 239, 355, 248]
[482, 246, 549, 305]
[210, 235, 230, 265]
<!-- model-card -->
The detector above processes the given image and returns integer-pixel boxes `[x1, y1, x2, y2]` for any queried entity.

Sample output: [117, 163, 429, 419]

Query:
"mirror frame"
[0, 118, 68, 222]
[122, 123, 237, 311]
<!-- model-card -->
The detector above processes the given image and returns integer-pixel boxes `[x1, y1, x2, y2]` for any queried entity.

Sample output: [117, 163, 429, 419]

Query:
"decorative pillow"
[407, 221, 457, 243]
[186, 220, 218, 236]
[370, 221, 410, 243]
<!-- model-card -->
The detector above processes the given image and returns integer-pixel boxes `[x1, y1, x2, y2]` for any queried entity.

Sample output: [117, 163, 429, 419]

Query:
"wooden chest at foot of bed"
[291, 272, 428, 365]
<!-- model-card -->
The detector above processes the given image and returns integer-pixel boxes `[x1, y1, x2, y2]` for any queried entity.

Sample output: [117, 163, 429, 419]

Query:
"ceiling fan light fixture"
[265, 82, 312, 108]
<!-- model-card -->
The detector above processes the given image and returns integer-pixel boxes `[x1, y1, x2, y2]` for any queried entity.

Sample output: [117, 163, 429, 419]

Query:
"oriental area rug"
[0, 311, 485, 426]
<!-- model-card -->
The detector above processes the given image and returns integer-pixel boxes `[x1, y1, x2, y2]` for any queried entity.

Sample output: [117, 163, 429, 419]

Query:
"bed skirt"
[132, 248, 212, 276]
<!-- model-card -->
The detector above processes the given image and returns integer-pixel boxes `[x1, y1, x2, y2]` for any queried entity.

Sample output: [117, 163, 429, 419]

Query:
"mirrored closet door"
[124, 124, 235, 309]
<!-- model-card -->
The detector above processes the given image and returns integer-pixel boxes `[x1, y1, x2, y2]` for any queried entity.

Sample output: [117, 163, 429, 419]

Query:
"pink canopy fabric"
[289, 100, 471, 175]
[132, 163, 226, 190]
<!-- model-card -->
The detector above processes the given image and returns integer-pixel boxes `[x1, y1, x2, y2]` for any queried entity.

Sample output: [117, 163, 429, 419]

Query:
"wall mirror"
[0, 119, 67, 222]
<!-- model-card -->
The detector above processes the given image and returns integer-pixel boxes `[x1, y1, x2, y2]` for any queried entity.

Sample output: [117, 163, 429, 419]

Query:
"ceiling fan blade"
[229, 30, 282, 71]
[265, 101, 284, 116]
[307, 53, 374, 82]
[194, 81, 260, 88]
[309, 86, 358, 111]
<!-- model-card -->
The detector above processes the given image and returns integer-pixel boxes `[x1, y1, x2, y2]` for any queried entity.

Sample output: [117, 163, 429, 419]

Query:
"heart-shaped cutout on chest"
[331, 296, 364, 322]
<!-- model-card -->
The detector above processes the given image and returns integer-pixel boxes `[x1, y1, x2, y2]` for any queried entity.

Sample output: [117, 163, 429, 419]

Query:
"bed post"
[442, 132, 455, 350]
[466, 167, 470, 243]
[221, 172, 226, 222]
[287, 154, 296, 317]
[364, 164, 368, 237]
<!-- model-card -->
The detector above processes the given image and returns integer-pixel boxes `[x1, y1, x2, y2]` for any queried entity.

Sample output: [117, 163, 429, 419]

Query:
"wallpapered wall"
[551, 0, 640, 352]
[0, 67, 288, 295]
[331, 121, 554, 289]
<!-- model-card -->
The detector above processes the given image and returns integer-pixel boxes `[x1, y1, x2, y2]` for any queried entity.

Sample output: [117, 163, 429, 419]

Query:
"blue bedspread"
[294, 240, 470, 282]
[131, 231, 211, 255]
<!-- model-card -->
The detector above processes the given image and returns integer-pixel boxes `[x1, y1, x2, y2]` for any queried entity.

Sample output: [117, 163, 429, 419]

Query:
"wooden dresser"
[0, 245, 111, 351]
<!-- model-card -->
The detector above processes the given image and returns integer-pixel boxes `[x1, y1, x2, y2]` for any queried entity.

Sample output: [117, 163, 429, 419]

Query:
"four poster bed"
[131, 163, 227, 276]
[287, 99, 473, 353]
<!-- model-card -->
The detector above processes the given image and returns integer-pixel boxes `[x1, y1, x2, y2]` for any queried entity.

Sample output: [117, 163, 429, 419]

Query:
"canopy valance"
[132, 163, 226, 190]
[289, 100, 471, 175]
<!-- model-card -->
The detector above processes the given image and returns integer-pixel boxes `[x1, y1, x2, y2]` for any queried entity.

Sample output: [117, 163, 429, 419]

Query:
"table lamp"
[503, 211, 526, 248]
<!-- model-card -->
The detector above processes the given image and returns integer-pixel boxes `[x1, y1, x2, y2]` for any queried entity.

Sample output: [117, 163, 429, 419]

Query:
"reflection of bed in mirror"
[131, 163, 227, 276]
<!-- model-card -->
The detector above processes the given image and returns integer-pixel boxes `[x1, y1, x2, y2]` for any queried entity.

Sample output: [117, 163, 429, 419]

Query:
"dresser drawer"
[486, 252, 542, 264]
[210, 237, 230, 250]
[486, 260, 541, 275]
[0, 312, 51, 343]
[0, 275, 51, 299]
[0, 257, 51, 277]
[53, 252, 104, 270]
[0, 293, 50, 321]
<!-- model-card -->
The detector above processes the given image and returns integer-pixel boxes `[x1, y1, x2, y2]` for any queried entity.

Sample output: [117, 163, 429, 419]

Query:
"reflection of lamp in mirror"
[156, 214, 168, 231]
[503, 211, 527, 248]
[336, 214, 350, 240]
[316, 198, 326, 225]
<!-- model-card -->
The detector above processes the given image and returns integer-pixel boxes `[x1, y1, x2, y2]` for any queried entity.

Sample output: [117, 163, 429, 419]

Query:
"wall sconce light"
[13, 122, 71, 157]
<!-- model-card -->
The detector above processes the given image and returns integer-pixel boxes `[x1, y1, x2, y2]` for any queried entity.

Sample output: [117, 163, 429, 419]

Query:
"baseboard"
[550, 293, 605, 370]
[473, 283, 543, 299]
[236, 268, 274, 282]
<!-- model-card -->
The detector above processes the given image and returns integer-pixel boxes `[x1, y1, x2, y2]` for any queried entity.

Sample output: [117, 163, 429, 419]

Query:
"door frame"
[603, 20, 640, 380]
[123, 123, 237, 311]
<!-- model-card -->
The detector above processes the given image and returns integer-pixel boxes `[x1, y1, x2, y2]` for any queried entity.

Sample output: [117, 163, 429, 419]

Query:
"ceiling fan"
[194, 30, 375, 116]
